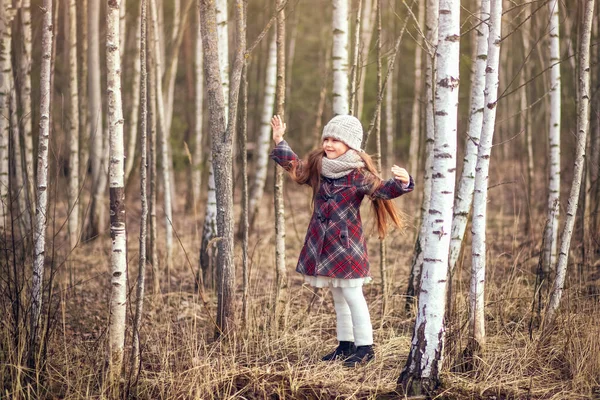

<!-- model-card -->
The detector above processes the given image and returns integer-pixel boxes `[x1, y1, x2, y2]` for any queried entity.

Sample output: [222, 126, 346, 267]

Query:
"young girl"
[270, 114, 414, 367]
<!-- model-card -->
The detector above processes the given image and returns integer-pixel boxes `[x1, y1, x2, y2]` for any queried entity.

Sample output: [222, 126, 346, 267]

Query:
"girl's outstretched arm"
[359, 166, 414, 200]
[270, 116, 302, 177]
[271, 115, 286, 144]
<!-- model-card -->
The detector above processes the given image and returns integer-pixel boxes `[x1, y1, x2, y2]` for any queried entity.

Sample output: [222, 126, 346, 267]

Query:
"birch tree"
[468, 0, 502, 356]
[544, 0, 594, 333]
[163, 0, 180, 134]
[149, 0, 173, 280]
[384, 64, 394, 170]
[355, 0, 375, 120]
[374, 0, 389, 312]
[3, 5, 29, 235]
[407, 0, 424, 178]
[593, 14, 600, 236]
[448, 0, 489, 275]
[11, 70, 26, 236]
[199, 0, 244, 336]
[200, 0, 229, 286]
[405, 0, 437, 309]
[67, 0, 80, 253]
[17, 0, 35, 226]
[520, 2, 534, 235]
[0, 113, 6, 230]
[85, 0, 107, 240]
[398, 0, 459, 393]
[30, 0, 53, 367]
[106, 0, 128, 383]
[78, 0, 89, 193]
[541, 0, 561, 276]
[163, 1, 195, 212]
[0, 3, 15, 230]
[148, 18, 159, 293]
[274, 0, 288, 329]
[130, 0, 147, 376]
[240, 61, 249, 325]
[192, 4, 203, 214]
[349, 0, 362, 116]
[248, 33, 276, 229]
[332, 0, 349, 115]
[124, 5, 143, 184]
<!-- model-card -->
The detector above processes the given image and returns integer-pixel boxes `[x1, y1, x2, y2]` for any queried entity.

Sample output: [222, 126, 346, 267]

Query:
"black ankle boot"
[321, 341, 356, 361]
[343, 345, 374, 367]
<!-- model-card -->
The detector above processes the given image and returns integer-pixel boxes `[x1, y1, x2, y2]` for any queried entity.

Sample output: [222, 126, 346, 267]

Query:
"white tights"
[330, 286, 373, 346]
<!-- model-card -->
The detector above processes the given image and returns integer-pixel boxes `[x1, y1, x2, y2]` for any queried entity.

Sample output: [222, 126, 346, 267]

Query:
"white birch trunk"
[544, 0, 594, 331]
[67, 0, 80, 251]
[248, 33, 276, 227]
[131, 0, 147, 374]
[87, 0, 107, 239]
[332, 0, 349, 115]
[148, 24, 159, 293]
[469, 0, 502, 353]
[163, 0, 194, 215]
[150, 0, 173, 278]
[408, 0, 424, 178]
[405, 0, 437, 306]
[200, 153, 217, 283]
[12, 69, 28, 235]
[520, 3, 533, 234]
[542, 0, 561, 274]
[164, 0, 180, 134]
[356, 0, 375, 119]
[124, 6, 142, 183]
[348, 0, 362, 116]
[31, 0, 53, 364]
[192, 6, 203, 213]
[274, 0, 287, 328]
[11, 64, 28, 237]
[216, 0, 229, 114]
[78, 0, 89, 198]
[240, 61, 249, 325]
[17, 0, 35, 221]
[0, 4, 14, 230]
[107, 0, 127, 382]
[399, 0, 458, 392]
[448, 0, 489, 274]
[385, 68, 393, 170]
[374, 0, 387, 312]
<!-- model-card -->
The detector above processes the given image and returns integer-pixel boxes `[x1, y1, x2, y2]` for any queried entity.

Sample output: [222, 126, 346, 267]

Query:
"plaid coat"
[271, 140, 414, 279]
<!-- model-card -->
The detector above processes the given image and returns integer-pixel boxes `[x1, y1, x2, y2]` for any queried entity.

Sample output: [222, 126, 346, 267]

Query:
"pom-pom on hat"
[322, 115, 364, 152]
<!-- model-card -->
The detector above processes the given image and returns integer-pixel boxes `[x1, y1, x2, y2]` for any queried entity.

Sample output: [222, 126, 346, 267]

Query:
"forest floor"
[2, 169, 600, 399]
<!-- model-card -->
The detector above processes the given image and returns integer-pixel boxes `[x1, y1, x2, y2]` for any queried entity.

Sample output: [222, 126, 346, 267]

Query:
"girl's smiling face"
[322, 137, 349, 159]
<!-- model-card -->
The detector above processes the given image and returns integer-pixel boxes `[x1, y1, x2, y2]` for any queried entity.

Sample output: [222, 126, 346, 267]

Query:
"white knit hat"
[322, 115, 364, 152]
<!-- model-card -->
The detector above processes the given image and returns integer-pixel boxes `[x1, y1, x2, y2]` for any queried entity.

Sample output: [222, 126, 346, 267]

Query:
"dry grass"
[2, 174, 600, 399]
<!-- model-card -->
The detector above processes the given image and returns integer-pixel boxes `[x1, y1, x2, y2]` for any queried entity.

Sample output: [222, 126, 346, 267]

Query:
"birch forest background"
[1, 0, 599, 398]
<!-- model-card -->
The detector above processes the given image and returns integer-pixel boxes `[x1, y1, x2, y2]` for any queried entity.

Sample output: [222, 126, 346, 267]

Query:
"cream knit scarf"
[321, 150, 364, 179]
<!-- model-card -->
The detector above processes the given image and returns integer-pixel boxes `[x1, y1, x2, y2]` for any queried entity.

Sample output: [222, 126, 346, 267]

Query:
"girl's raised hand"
[391, 165, 410, 185]
[271, 115, 286, 144]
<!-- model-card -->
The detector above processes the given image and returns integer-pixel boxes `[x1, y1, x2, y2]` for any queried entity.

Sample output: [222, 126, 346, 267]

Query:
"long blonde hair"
[288, 149, 404, 239]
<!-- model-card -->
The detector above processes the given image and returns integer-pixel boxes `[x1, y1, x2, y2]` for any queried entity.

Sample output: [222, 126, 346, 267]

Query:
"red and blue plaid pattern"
[271, 140, 414, 279]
